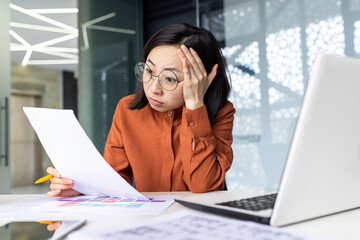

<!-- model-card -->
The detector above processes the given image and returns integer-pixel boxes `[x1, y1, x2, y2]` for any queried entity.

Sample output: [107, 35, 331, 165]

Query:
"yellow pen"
[34, 174, 54, 184]
[37, 221, 54, 224]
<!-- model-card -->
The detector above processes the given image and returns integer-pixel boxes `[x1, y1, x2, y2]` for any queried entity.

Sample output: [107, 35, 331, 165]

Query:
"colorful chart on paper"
[56, 196, 167, 209]
[25, 195, 175, 216]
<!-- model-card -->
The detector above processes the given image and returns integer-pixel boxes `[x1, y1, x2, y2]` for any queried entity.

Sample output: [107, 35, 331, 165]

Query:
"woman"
[46, 23, 235, 197]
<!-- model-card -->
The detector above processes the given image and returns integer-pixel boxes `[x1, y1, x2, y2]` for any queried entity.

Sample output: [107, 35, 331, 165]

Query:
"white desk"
[0, 191, 359, 240]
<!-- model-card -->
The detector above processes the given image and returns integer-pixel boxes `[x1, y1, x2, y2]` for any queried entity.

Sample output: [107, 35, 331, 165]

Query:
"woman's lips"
[148, 97, 164, 106]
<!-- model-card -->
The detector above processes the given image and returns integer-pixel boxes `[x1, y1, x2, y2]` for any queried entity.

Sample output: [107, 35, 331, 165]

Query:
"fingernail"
[55, 190, 61, 193]
[67, 180, 73, 184]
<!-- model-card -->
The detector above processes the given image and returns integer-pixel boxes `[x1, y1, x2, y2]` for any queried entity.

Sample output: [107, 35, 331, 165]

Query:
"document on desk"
[68, 210, 322, 240]
[28, 194, 176, 215]
[0, 195, 70, 220]
[23, 107, 146, 200]
[0, 194, 176, 220]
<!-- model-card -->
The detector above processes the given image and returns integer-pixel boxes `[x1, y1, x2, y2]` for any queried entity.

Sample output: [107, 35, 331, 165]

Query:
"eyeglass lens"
[134, 62, 178, 91]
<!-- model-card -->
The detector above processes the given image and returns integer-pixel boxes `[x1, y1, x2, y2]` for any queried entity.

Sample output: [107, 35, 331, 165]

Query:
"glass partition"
[199, 0, 360, 189]
[0, 0, 11, 193]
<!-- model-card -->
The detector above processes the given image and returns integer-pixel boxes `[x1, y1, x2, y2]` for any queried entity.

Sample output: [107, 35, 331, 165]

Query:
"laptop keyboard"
[215, 193, 277, 212]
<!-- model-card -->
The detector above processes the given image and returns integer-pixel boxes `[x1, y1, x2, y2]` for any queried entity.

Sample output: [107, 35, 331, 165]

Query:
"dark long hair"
[129, 23, 231, 124]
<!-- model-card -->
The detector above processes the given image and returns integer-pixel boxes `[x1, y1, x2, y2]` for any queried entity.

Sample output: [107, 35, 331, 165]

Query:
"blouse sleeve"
[103, 100, 133, 185]
[179, 101, 235, 193]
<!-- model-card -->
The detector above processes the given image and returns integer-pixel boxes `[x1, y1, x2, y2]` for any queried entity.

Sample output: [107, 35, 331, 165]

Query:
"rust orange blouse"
[103, 95, 235, 193]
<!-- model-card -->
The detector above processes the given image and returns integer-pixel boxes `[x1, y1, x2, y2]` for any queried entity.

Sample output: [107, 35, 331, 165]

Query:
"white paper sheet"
[23, 107, 146, 199]
[0, 195, 70, 220]
[68, 210, 324, 240]
[52, 219, 87, 240]
[0, 194, 175, 220]
[27, 194, 175, 215]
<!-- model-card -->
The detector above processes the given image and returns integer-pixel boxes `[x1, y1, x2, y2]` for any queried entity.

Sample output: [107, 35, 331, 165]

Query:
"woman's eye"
[145, 68, 152, 74]
[166, 77, 177, 83]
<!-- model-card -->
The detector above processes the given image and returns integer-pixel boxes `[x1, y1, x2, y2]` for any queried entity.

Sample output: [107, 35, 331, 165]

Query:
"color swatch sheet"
[29, 195, 175, 215]
[0, 194, 176, 220]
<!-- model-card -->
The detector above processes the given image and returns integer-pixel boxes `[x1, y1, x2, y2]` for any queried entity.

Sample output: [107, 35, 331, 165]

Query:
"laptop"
[176, 54, 360, 226]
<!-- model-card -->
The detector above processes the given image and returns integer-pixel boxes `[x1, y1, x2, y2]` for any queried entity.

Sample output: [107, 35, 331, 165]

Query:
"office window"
[355, 21, 360, 53]
[199, 0, 360, 189]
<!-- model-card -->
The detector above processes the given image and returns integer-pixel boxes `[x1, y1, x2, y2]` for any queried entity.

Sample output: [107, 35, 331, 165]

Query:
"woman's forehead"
[146, 45, 183, 71]
[147, 46, 181, 63]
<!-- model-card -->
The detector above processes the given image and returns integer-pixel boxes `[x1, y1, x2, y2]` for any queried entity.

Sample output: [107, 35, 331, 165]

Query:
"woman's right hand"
[46, 167, 81, 197]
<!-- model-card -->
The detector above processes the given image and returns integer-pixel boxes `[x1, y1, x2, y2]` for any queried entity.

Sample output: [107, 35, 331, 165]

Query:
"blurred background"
[0, 0, 359, 194]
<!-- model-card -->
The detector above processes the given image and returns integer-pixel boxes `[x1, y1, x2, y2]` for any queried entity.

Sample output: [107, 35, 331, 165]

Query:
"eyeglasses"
[134, 62, 181, 91]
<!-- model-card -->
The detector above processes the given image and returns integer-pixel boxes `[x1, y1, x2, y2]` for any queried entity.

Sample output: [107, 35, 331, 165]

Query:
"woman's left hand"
[47, 221, 62, 231]
[177, 44, 218, 110]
